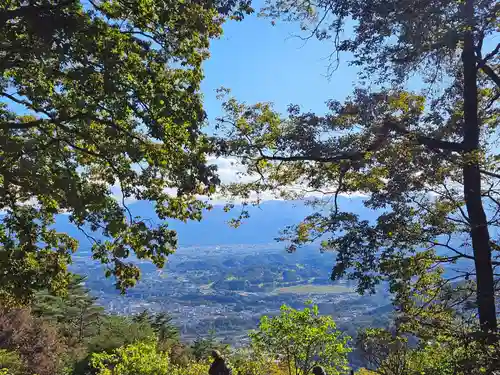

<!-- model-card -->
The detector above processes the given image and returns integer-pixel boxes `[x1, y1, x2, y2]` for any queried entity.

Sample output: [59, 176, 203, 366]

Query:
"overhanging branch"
[0, 119, 47, 130]
[480, 43, 500, 65]
[481, 64, 500, 89]
[480, 169, 500, 179]
[255, 119, 465, 163]
[385, 120, 465, 152]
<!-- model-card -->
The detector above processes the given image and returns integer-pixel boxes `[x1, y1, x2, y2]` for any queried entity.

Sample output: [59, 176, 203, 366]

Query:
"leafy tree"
[31, 274, 105, 374]
[357, 325, 500, 375]
[90, 340, 170, 375]
[0, 0, 253, 305]
[152, 312, 180, 343]
[231, 348, 287, 375]
[355, 370, 378, 375]
[0, 307, 64, 375]
[190, 329, 229, 361]
[190, 335, 213, 361]
[133, 309, 180, 344]
[87, 314, 156, 354]
[167, 342, 194, 367]
[33, 274, 105, 344]
[31, 274, 171, 374]
[90, 339, 215, 375]
[30, 276, 187, 374]
[216, 0, 500, 339]
[168, 361, 211, 375]
[249, 303, 351, 375]
[356, 328, 414, 375]
[71, 316, 156, 375]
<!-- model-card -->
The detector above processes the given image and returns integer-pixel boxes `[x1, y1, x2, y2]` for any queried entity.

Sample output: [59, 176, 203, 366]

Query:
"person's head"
[211, 350, 222, 360]
[312, 365, 326, 375]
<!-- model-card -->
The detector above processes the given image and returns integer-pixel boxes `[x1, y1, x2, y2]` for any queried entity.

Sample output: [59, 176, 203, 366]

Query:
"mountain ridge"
[56, 197, 375, 248]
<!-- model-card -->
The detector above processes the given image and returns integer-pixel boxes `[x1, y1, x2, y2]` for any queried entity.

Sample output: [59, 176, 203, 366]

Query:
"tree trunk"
[461, 0, 497, 335]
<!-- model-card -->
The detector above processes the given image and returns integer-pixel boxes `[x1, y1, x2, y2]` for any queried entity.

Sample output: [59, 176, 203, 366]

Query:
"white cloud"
[108, 156, 368, 206]
[207, 156, 251, 184]
[206, 156, 368, 203]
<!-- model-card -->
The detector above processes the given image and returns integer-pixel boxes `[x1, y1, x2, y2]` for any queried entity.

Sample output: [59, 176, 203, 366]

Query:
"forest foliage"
[214, 0, 500, 371]
[0, 0, 252, 304]
[0, 280, 352, 375]
[0, 0, 499, 374]
[0, 280, 493, 375]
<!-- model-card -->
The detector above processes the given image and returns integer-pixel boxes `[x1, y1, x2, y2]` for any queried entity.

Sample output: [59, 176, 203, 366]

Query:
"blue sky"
[198, 12, 362, 190]
[200, 13, 359, 123]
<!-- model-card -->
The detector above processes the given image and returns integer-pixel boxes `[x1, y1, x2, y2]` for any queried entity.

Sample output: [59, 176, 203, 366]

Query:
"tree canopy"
[0, 0, 252, 305]
[1, 0, 499, 372]
[216, 0, 500, 341]
[249, 303, 351, 375]
[90, 340, 171, 375]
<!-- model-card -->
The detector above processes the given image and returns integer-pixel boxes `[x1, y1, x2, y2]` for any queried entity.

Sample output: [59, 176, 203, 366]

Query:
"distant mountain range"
[55, 197, 376, 248]
[43, 196, 475, 282]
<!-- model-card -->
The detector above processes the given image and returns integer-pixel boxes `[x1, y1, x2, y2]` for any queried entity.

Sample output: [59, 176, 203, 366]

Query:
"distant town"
[72, 243, 392, 345]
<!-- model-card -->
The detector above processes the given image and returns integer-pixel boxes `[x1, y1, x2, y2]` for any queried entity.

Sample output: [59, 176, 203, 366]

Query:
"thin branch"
[481, 64, 500, 89]
[432, 241, 475, 261]
[2, 91, 149, 152]
[441, 182, 470, 223]
[255, 118, 465, 164]
[119, 179, 134, 224]
[1, 91, 52, 116]
[0, 119, 47, 130]
[479, 42, 500, 66]
[479, 168, 500, 179]
[386, 120, 465, 152]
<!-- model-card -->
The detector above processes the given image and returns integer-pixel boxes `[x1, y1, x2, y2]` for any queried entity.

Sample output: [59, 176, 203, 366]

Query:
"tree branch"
[479, 43, 500, 66]
[255, 119, 465, 164]
[480, 64, 500, 89]
[385, 120, 465, 152]
[0, 119, 48, 130]
[479, 169, 500, 179]
[1, 91, 147, 146]
[0, 115, 92, 131]
[432, 241, 475, 261]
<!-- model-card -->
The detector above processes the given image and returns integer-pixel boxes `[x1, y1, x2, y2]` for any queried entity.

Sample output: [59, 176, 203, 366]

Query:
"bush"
[0, 350, 23, 375]
[250, 303, 351, 375]
[90, 340, 169, 375]
[232, 350, 287, 375]
[169, 361, 211, 375]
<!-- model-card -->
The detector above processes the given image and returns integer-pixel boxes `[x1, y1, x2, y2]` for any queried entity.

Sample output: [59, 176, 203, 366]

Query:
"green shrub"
[90, 340, 169, 375]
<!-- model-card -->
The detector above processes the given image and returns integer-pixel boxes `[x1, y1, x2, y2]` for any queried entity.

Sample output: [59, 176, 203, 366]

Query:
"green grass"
[273, 284, 354, 295]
